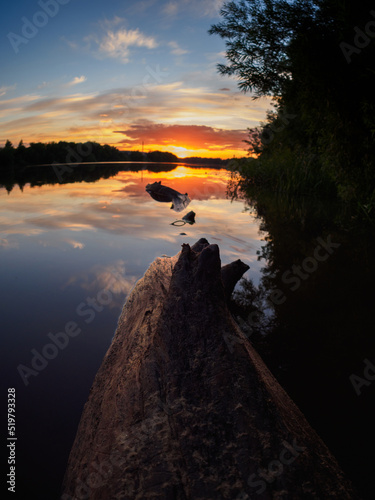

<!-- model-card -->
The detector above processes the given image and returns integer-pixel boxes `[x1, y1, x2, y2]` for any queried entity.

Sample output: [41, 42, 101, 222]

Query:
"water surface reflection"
[1, 163, 265, 499]
[228, 181, 375, 500]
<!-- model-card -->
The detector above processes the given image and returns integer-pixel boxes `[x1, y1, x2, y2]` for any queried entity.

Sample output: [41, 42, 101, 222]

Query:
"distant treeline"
[182, 156, 228, 165]
[0, 140, 230, 167]
[0, 140, 231, 193]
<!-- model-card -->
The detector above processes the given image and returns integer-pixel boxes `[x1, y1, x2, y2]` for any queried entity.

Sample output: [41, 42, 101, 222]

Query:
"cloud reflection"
[0, 167, 265, 283]
[64, 260, 138, 309]
[64, 239, 85, 250]
[0, 237, 18, 250]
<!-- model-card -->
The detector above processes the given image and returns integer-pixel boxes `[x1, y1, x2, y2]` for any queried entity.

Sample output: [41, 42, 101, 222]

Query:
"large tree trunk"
[62, 239, 359, 500]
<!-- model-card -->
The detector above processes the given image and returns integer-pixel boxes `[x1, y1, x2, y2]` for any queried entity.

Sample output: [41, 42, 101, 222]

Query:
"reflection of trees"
[1, 164, 119, 193]
[0, 160, 229, 193]
[229, 178, 374, 370]
[0, 163, 184, 193]
[228, 177, 375, 500]
[0, 141, 228, 194]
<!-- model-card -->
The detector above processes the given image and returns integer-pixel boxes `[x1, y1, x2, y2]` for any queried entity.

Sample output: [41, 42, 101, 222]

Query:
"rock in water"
[182, 211, 196, 224]
[62, 239, 359, 500]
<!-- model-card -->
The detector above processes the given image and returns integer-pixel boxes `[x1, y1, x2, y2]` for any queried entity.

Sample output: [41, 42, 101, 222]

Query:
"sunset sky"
[0, 0, 271, 158]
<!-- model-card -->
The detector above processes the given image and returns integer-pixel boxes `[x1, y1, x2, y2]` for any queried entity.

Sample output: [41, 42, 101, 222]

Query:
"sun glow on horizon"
[0, 1, 271, 161]
[136, 143, 246, 159]
[6, 136, 248, 161]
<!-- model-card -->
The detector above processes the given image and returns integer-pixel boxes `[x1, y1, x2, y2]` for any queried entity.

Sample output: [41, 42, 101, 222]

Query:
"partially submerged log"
[146, 181, 191, 212]
[62, 239, 359, 500]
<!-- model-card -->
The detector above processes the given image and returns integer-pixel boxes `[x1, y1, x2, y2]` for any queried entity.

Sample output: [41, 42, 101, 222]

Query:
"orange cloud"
[0, 78, 269, 155]
[115, 122, 248, 157]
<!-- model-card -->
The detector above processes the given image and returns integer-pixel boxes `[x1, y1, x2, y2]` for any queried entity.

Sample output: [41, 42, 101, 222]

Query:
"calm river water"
[1, 163, 265, 498]
[1, 162, 374, 499]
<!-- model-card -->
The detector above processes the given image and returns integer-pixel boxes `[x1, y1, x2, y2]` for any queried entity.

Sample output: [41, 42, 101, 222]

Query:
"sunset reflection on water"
[1, 166, 265, 275]
[0, 164, 267, 498]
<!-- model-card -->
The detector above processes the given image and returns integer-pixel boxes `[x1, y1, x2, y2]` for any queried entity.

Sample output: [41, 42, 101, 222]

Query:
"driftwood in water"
[146, 181, 191, 212]
[62, 239, 359, 500]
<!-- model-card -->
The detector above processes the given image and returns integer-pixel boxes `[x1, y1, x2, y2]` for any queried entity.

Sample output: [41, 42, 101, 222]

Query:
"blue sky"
[0, 0, 270, 157]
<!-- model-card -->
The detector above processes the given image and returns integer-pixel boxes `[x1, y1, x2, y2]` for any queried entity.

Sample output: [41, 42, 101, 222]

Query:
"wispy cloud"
[66, 76, 87, 87]
[0, 71, 270, 149]
[192, 0, 225, 16]
[64, 260, 138, 308]
[87, 28, 158, 63]
[61, 36, 79, 51]
[125, 0, 159, 16]
[0, 84, 16, 97]
[36, 76, 87, 90]
[24, 94, 97, 113]
[0, 94, 40, 110]
[162, 1, 178, 16]
[168, 41, 188, 56]
[98, 16, 125, 29]
[161, 0, 225, 18]
[97, 82, 270, 128]
[0, 237, 19, 250]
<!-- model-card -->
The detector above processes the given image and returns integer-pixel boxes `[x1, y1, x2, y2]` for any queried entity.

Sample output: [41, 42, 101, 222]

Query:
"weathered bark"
[62, 239, 359, 500]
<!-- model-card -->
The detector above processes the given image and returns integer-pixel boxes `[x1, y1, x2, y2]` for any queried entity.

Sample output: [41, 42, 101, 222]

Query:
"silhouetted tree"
[210, 0, 375, 202]
[0, 140, 15, 168]
[146, 151, 178, 162]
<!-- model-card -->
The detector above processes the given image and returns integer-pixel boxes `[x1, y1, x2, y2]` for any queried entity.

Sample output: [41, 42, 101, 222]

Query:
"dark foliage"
[0, 141, 230, 170]
[210, 0, 375, 207]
